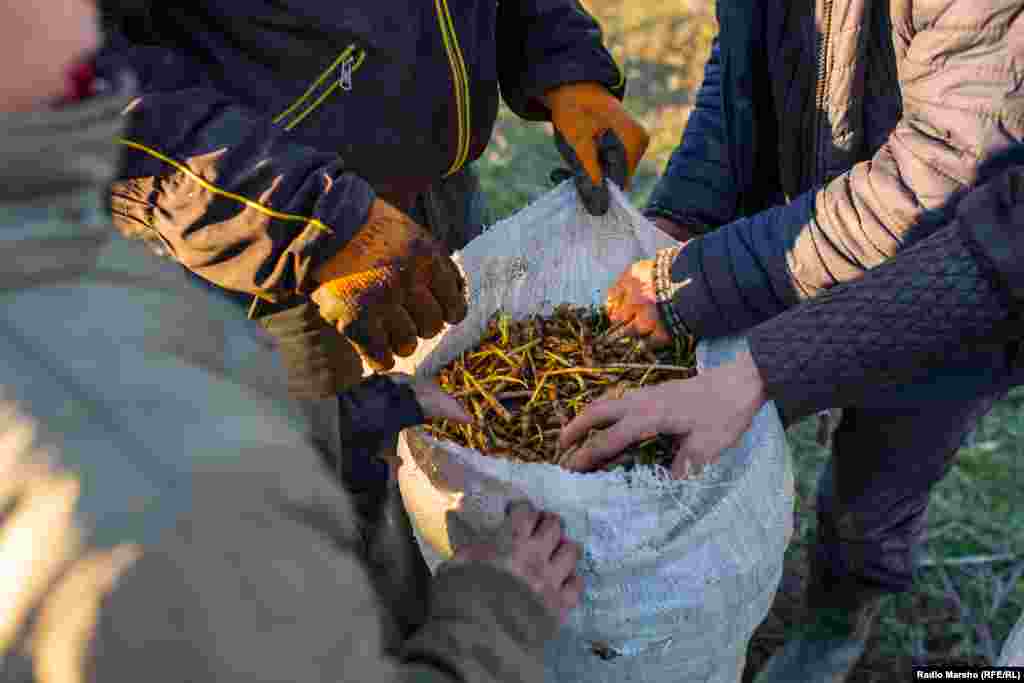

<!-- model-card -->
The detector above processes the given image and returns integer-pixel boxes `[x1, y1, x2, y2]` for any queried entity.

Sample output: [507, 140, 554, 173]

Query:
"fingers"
[405, 286, 446, 339]
[534, 512, 563, 551]
[602, 303, 671, 349]
[504, 500, 542, 540]
[429, 388, 474, 424]
[404, 377, 473, 424]
[550, 537, 581, 578]
[344, 314, 394, 371]
[596, 129, 628, 192]
[567, 419, 652, 473]
[553, 129, 599, 188]
[670, 431, 733, 480]
[429, 256, 469, 325]
[605, 108, 650, 186]
[554, 129, 608, 216]
[560, 573, 584, 610]
[558, 398, 624, 450]
[386, 305, 419, 358]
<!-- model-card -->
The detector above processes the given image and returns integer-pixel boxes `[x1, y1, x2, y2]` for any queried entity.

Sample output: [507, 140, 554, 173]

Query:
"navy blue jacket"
[646, 0, 1024, 340]
[97, 0, 624, 301]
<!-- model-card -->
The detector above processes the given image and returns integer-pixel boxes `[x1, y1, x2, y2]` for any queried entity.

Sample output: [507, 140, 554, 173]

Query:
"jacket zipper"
[273, 44, 367, 132]
[434, 0, 471, 177]
[812, 0, 834, 185]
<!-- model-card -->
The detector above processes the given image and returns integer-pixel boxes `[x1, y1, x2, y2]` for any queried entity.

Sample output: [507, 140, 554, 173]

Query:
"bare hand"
[448, 500, 584, 626]
[386, 373, 472, 424]
[603, 260, 672, 349]
[558, 351, 768, 478]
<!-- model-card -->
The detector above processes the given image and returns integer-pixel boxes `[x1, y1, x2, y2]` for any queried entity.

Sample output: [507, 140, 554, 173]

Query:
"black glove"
[550, 128, 629, 216]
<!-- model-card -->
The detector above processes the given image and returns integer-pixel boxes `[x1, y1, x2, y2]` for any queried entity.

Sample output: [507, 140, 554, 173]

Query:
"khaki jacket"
[0, 91, 553, 683]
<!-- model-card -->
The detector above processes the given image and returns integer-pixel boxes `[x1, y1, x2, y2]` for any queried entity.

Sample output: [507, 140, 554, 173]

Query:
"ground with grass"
[473, 1, 1024, 678]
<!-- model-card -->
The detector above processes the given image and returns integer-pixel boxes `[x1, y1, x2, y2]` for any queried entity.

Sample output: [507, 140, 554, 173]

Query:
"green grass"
[783, 404, 1024, 677]
[474, 0, 1024, 675]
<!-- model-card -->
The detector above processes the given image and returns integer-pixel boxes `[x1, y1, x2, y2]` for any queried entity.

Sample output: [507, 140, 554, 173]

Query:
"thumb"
[596, 129, 628, 191]
[554, 129, 608, 216]
[669, 431, 720, 480]
[411, 378, 473, 424]
[436, 394, 473, 424]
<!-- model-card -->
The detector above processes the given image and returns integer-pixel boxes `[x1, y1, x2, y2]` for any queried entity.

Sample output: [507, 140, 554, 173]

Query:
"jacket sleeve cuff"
[642, 208, 714, 236]
[401, 562, 556, 680]
[508, 61, 625, 122]
[337, 375, 425, 444]
[653, 246, 692, 339]
[295, 174, 376, 296]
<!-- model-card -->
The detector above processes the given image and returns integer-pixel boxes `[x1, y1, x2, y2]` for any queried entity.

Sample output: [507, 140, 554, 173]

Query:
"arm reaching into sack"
[650, 2, 1024, 341]
[560, 161, 1024, 473]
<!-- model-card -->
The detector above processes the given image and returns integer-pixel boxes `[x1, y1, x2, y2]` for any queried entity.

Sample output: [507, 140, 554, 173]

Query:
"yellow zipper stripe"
[435, 0, 471, 177]
[284, 50, 366, 131]
[440, 0, 472, 173]
[117, 138, 334, 235]
[272, 45, 357, 125]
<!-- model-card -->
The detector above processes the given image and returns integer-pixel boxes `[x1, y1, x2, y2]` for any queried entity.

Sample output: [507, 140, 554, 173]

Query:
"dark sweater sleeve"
[746, 224, 1017, 423]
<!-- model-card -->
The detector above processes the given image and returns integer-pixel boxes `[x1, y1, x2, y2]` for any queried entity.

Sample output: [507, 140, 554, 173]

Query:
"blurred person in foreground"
[560, 0, 1024, 678]
[0, 1, 583, 680]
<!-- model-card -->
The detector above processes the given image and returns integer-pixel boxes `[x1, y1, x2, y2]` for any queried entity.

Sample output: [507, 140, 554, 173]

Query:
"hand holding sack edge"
[310, 198, 468, 371]
[447, 500, 584, 627]
[545, 81, 650, 216]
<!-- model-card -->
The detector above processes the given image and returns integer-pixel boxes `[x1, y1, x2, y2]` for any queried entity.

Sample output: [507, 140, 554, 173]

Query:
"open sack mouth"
[424, 304, 696, 471]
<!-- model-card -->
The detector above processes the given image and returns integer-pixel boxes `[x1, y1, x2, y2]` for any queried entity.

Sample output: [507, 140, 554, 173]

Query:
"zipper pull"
[339, 55, 355, 91]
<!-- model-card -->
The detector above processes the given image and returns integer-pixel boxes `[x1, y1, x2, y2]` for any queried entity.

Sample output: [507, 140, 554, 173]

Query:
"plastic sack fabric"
[998, 610, 1024, 666]
[392, 182, 795, 683]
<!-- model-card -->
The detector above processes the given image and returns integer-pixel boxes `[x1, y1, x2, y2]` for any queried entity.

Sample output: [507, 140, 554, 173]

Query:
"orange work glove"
[545, 81, 650, 216]
[311, 199, 468, 371]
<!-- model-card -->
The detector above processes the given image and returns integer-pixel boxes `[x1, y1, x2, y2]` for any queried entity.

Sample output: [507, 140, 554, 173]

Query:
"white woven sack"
[998, 609, 1024, 666]
[393, 182, 795, 683]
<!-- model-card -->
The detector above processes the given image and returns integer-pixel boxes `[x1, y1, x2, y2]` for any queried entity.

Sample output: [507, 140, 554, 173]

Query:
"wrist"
[541, 80, 606, 110]
[653, 246, 691, 339]
[729, 350, 767, 409]
[651, 216, 695, 244]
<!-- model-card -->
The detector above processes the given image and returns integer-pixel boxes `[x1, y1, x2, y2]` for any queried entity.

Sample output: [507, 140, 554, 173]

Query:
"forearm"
[97, 41, 373, 300]
[644, 40, 737, 233]
[337, 375, 424, 447]
[109, 90, 373, 300]
[747, 224, 1017, 423]
[656, 5, 1024, 341]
